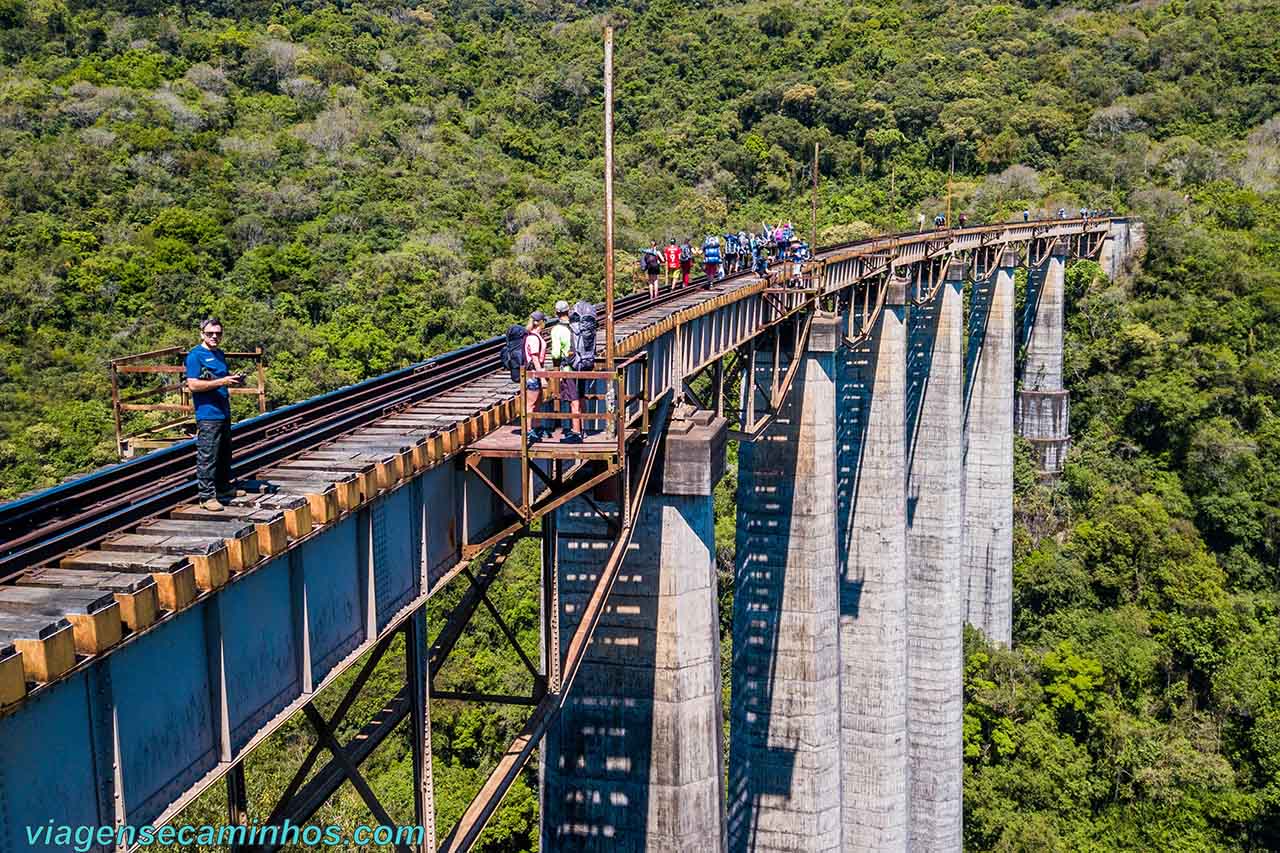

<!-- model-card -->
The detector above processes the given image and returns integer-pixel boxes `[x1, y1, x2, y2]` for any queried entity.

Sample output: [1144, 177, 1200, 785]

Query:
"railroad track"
[0, 219, 1109, 702]
[1, 218, 1081, 577]
[2, 216, 1090, 578]
[0, 256, 791, 580]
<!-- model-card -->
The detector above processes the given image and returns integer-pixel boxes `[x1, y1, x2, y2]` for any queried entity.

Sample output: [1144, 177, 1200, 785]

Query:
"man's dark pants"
[196, 418, 232, 500]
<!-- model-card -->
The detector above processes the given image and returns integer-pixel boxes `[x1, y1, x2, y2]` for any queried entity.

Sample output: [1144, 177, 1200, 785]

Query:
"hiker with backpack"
[679, 239, 694, 287]
[737, 229, 749, 273]
[753, 235, 769, 278]
[702, 233, 722, 284]
[723, 232, 738, 275]
[641, 241, 662, 299]
[563, 299, 598, 440]
[663, 238, 681, 290]
[791, 240, 810, 282]
[549, 300, 580, 443]
[500, 311, 550, 443]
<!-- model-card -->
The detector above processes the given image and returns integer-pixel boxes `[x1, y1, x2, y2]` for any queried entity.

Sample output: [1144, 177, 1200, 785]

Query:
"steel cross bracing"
[0, 217, 1124, 853]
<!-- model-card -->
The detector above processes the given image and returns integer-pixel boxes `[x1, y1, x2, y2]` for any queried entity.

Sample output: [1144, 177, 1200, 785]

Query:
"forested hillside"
[0, 0, 1277, 849]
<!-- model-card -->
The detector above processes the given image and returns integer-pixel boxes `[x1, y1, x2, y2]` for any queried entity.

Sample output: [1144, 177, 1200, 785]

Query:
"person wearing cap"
[550, 300, 583, 444]
[663, 238, 681, 290]
[524, 310, 548, 443]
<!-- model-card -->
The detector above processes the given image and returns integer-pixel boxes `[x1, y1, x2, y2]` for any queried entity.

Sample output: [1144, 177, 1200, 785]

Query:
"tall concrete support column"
[542, 416, 728, 852]
[1099, 219, 1145, 281]
[836, 284, 909, 853]
[1017, 241, 1070, 473]
[904, 261, 965, 850]
[729, 314, 841, 853]
[964, 251, 1016, 646]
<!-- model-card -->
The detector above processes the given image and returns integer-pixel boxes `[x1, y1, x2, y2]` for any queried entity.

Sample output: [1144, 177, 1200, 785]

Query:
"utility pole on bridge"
[603, 25, 615, 373]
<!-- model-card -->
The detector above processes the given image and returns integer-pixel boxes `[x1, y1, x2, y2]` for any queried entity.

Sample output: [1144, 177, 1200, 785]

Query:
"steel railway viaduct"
[0, 217, 1142, 853]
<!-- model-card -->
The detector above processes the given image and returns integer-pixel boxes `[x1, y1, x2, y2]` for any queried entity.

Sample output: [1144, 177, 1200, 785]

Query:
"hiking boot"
[200, 498, 225, 512]
[561, 430, 583, 445]
[526, 429, 541, 445]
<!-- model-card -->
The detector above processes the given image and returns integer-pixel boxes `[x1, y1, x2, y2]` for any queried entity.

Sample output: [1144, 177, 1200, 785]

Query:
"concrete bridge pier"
[728, 313, 842, 853]
[1017, 241, 1070, 473]
[964, 250, 1016, 646]
[904, 260, 965, 849]
[1099, 219, 1145, 281]
[836, 283, 909, 852]
[541, 417, 729, 852]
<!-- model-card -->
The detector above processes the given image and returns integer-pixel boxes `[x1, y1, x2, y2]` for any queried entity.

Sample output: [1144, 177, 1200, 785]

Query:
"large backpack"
[679, 243, 692, 263]
[569, 301, 597, 370]
[703, 237, 721, 264]
[500, 323, 529, 381]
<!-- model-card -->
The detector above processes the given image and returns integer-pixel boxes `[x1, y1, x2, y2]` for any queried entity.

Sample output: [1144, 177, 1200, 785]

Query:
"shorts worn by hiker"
[559, 376, 580, 403]
[196, 418, 233, 501]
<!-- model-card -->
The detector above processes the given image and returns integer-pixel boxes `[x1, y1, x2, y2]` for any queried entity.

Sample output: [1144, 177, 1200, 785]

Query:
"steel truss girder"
[728, 311, 815, 442]
[242, 619, 420, 853]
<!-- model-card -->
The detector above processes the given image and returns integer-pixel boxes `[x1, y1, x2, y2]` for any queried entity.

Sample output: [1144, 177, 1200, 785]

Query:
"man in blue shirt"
[185, 317, 244, 511]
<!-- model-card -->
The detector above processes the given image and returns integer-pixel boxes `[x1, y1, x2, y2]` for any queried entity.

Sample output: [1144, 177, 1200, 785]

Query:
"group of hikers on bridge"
[189, 207, 1130, 508]
[182, 220, 823, 492]
[917, 206, 1113, 231]
[636, 223, 811, 299]
[501, 299, 600, 447]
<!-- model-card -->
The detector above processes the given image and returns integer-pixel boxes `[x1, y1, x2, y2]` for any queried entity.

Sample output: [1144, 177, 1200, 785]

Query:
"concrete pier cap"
[660, 413, 728, 496]
[811, 310, 840, 353]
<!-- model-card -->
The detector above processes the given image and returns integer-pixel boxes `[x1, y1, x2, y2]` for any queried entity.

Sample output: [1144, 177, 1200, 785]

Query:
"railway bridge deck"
[0, 217, 1139, 852]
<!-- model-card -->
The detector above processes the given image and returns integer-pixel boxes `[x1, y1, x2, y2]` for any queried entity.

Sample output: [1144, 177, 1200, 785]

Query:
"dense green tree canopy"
[0, 0, 1277, 849]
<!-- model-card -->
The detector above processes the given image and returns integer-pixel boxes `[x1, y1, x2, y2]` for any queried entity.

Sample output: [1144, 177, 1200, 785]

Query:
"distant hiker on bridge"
[679, 239, 694, 287]
[663, 238, 681, 290]
[790, 240, 810, 282]
[958, 212, 968, 227]
[934, 213, 945, 228]
[723, 231, 739, 275]
[703, 234, 722, 283]
[775, 223, 790, 256]
[1058, 207, 1066, 219]
[752, 234, 768, 278]
[737, 229, 749, 272]
[1023, 209, 1030, 222]
[641, 241, 662, 299]
[185, 317, 245, 512]
[916, 211, 925, 231]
